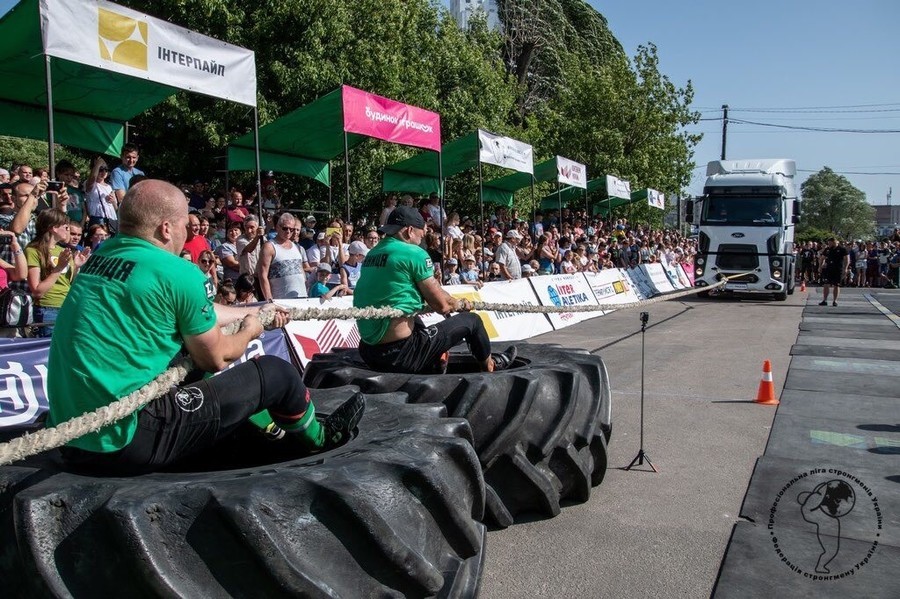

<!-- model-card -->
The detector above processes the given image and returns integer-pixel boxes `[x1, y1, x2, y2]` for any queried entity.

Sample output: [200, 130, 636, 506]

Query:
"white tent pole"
[45, 56, 56, 179]
[253, 107, 263, 222]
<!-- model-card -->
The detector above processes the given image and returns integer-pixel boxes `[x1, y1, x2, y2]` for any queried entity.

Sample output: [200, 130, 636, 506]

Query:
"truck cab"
[690, 159, 800, 300]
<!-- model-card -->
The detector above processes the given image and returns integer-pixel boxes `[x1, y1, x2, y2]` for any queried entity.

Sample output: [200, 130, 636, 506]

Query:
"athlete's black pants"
[61, 356, 308, 474]
[358, 313, 491, 374]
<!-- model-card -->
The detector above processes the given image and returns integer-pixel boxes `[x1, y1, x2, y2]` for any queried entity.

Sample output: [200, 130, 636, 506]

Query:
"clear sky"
[591, 0, 900, 204]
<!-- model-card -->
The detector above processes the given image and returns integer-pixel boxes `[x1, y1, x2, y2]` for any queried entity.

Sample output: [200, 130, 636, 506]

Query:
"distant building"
[873, 204, 900, 237]
[450, 0, 500, 30]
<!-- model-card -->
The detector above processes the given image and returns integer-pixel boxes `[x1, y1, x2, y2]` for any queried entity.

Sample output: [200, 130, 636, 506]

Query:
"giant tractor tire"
[0, 388, 486, 599]
[303, 343, 612, 528]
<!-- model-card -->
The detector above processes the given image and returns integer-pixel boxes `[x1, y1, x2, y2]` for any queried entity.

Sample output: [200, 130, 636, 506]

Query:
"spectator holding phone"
[25, 209, 90, 337]
[85, 157, 119, 235]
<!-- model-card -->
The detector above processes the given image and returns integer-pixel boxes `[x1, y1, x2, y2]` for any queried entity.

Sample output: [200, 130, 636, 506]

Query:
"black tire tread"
[0, 388, 486, 599]
[304, 343, 612, 527]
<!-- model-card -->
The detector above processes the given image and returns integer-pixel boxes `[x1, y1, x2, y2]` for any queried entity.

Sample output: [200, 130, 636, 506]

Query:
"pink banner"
[341, 85, 441, 152]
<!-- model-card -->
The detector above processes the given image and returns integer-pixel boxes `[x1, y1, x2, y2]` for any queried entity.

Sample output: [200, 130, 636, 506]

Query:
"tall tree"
[800, 167, 874, 240]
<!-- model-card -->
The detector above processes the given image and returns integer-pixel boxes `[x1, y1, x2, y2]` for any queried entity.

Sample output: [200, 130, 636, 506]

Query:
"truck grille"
[715, 244, 759, 270]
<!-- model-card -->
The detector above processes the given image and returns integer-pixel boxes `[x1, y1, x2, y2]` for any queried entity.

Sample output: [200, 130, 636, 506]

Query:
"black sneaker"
[322, 392, 366, 448]
[818, 301, 827, 306]
[490, 346, 518, 371]
[832, 301, 838, 307]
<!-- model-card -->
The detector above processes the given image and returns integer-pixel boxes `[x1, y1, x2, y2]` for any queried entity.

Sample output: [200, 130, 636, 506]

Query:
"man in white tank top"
[258, 213, 311, 300]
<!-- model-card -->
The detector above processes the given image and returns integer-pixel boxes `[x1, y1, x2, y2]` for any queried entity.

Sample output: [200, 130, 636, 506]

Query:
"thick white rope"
[0, 274, 741, 465]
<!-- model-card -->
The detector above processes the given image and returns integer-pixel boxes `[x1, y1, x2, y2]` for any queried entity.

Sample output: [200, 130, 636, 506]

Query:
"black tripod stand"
[626, 311, 658, 473]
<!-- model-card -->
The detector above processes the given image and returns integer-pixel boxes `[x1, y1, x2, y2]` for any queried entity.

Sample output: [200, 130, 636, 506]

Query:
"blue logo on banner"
[547, 285, 562, 307]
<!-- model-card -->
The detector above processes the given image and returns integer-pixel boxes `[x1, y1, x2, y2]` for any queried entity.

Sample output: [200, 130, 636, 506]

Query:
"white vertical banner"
[41, 0, 257, 106]
[556, 156, 587, 189]
[478, 129, 534, 174]
[647, 188, 665, 210]
[606, 174, 631, 200]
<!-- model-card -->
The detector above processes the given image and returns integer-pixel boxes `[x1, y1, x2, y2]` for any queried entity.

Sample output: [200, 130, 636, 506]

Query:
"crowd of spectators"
[796, 234, 900, 289]
[5, 145, 898, 337]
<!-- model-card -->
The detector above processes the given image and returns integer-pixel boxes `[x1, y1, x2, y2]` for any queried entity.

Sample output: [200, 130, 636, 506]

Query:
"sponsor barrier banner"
[281, 298, 361, 367]
[680, 263, 695, 285]
[0, 330, 291, 431]
[557, 156, 587, 189]
[529, 273, 602, 329]
[584, 270, 637, 311]
[341, 85, 441, 152]
[42, 0, 257, 106]
[640, 263, 677, 294]
[435, 281, 552, 341]
[663, 261, 692, 289]
[647, 188, 665, 210]
[478, 129, 533, 175]
[624, 267, 655, 300]
[606, 174, 631, 200]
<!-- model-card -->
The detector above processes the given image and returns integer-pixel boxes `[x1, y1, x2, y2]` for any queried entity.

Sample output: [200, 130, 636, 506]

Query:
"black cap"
[379, 206, 425, 235]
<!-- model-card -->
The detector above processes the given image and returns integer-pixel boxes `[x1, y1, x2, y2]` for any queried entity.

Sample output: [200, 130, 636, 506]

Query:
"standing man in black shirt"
[819, 237, 849, 306]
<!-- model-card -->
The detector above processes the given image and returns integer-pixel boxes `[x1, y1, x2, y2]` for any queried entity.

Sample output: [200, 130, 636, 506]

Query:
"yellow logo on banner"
[450, 290, 499, 338]
[612, 280, 625, 294]
[98, 8, 148, 71]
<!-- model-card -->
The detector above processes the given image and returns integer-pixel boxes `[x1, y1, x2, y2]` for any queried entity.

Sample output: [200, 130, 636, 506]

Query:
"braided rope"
[0, 273, 741, 466]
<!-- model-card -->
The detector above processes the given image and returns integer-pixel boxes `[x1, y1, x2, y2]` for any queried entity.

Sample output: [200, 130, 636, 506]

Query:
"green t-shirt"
[353, 236, 433, 344]
[46, 235, 217, 452]
[25, 245, 73, 308]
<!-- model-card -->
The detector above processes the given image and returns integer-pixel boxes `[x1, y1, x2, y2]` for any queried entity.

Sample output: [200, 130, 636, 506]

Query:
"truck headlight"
[772, 258, 782, 267]
[696, 257, 705, 265]
[773, 269, 782, 279]
[695, 268, 703, 276]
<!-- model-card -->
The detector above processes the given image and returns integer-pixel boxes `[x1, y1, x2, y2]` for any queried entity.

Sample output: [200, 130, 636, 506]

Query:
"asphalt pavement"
[480, 288, 806, 598]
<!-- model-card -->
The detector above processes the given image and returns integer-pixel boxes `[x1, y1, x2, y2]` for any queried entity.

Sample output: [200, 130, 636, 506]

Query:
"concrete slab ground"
[481, 290, 805, 598]
[713, 288, 900, 598]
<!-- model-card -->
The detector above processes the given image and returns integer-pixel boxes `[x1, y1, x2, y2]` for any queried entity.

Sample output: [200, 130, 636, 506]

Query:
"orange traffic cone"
[800, 280, 806, 292]
[755, 360, 779, 405]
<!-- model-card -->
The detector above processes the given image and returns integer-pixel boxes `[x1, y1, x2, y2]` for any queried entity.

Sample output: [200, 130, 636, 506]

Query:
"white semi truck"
[688, 158, 800, 301]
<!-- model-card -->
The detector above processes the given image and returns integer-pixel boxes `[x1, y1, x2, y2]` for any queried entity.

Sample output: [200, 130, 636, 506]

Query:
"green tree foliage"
[799, 167, 875, 240]
[0, 0, 699, 224]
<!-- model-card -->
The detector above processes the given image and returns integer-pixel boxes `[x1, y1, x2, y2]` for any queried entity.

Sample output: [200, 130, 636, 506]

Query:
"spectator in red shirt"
[226, 190, 250, 224]
[182, 213, 211, 263]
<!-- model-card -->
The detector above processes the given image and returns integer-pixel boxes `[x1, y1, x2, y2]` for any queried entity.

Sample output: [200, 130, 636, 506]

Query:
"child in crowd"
[444, 258, 461, 284]
[234, 274, 258, 305]
[461, 254, 482, 288]
[310, 263, 347, 300]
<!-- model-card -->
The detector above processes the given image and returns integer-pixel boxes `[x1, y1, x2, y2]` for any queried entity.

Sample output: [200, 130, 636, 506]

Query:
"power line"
[797, 169, 900, 176]
[729, 118, 900, 134]
[695, 102, 900, 111]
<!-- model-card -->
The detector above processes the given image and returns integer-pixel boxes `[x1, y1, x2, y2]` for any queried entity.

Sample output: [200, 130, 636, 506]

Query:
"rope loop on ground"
[0, 272, 748, 465]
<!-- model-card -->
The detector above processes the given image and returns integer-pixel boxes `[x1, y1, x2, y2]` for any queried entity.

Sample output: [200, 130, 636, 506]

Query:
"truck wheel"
[0, 388, 486, 599]
[304, 344, 611, 528]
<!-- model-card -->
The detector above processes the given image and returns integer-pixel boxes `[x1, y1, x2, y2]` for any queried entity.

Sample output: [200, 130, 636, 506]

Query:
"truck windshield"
[701, 195, 782, 226]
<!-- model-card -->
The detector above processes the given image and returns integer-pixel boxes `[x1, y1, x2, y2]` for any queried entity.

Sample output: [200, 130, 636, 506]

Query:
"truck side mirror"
[685, 200, 694, 223]
[792, 199, 801, 224]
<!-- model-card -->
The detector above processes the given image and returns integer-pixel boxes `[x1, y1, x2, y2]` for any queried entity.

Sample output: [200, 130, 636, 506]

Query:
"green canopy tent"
[484, 156, 588, 226]
[0, 0, 258, 180]
[382, 129, 534, 237]
[228, 85, 442, 222]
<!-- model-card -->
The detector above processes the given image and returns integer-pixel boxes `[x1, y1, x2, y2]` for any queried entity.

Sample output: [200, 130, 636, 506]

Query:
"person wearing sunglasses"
[85, 157, 119, 236]
[258, 213, 311, 300]
[197, 249, 218, 289]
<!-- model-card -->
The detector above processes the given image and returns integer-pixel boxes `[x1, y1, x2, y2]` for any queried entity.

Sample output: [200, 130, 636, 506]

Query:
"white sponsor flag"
[557, 156, 587, 189]
[41, 0, 257, 107]
[647, 188, 665, 210]
[478, 129, 533, 175]
[606, 174, 631, 200]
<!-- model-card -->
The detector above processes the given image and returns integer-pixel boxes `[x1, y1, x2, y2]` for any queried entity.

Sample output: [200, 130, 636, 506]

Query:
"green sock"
[278, 404, 324, 449]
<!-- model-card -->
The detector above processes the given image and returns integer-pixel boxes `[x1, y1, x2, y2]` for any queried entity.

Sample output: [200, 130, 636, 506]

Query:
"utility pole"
[720, 104, 728, 160]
